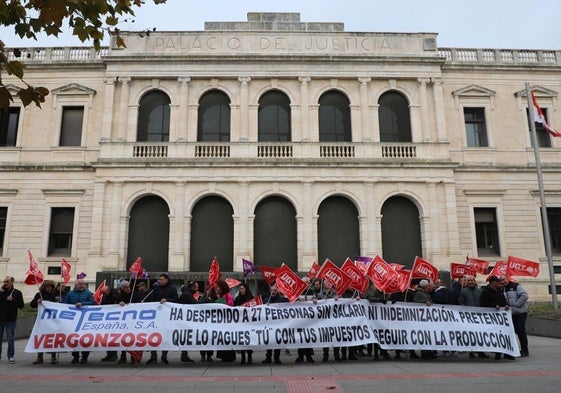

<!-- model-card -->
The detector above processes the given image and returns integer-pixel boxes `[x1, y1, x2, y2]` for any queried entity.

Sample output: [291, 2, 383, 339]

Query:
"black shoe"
[80, 357, 88, 364]
[504, 354, 515, 360]
[409, 352, 420, 359]
[118, 356, 127, 364]
[382, 352, 391, 360]
[306, 356, 315, 363]
[161, 357, 169, 365]
[348, 355, 358, 360]
[295, 356, 304, 363]
[520, 351, 529, 357]
[394, 353, 401, 360]
[101, 355, 114, 362]
[469, 353, 476, 359]
[262, 358, 272, 364]
[146, 357, 157, 365]
[334, 355, 341, 362]
[495, 354, 502, 360]
[322, 355, 328, 363]
[274, 358, 282, 364]
[478, 353, 489, 359]
[71, 357, 79, 364]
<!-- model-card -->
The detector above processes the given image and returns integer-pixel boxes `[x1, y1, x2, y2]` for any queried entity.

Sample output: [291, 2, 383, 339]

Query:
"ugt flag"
[93, 279, 107, 305]
[208, 257, 221, 287]
[61, 258, 72, 286]
[506, 255, 540, 278]
[275, 264, 307, 303]
[25, 250, 44, 285]
[411, 256, 439, 282]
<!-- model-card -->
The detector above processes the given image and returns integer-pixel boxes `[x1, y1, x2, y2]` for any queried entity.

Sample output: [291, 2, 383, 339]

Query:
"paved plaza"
[1, 335, 560, 393]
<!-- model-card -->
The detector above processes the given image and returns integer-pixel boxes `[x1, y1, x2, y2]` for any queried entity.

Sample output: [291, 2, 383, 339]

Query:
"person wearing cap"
[480, 276, 513, 360]
[413, 279, 436, 360]
[501, 276, 529, 357]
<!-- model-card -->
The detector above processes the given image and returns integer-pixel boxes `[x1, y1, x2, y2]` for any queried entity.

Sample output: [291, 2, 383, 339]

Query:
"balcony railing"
[257, 144, 293, 158]
[133, 144, 168, 158]
[195, 144, 230, 157]
[438, 48, 560, 65]
[382, 144, 416, 158]
[320, 144, 355, 158]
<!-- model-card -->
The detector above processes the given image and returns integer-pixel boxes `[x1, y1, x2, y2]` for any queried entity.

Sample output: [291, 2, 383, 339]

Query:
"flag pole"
[525, 82, 558, 310]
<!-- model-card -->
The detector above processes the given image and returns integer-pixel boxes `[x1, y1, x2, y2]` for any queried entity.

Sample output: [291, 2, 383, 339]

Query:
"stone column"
[89, 181, 106, 257]
[117, 77, 131, 142]
[301, 181, 314, 267]
[418, 77, 433, 142]
[177, 77, 190, 142]
[432, 78, 448, 142]
[100, 77, 116, 142]
[109, 181, 123, 256]
[350, 104, 362, 141]
[173, 182, 186, 259]
[236, 181, 250, 259]
[299, 77, 311, 141]
[364, 182, 377, 256]
[238, 77, 251, 141]
[359, 77, 372, 141]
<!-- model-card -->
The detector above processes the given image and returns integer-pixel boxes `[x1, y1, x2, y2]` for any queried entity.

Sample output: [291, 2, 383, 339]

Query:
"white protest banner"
[25, 300, 520, 357]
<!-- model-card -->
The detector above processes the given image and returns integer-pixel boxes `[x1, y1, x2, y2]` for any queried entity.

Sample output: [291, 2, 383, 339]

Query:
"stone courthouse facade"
[2, 13, 560, 299]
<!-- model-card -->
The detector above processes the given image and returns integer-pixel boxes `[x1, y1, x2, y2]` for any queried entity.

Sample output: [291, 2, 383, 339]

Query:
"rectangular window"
[48, 207, 75, 256]
[464, 107, 488, 147]
[474, 207, 500, 256]
[546, 208, 561, 254]
[527, 107, 551, 148]
[0, 107, 20, 147]
[60, 106, 84, 146]
[0, 207, 6, 255]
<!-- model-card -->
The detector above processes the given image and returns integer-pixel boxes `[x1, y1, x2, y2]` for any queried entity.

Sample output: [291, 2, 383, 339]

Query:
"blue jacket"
[64, 288, 95, 306]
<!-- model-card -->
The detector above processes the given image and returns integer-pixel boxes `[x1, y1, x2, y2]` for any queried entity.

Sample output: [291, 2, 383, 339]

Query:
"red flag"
[384, 268, 411, 294]
[241, 295, 263, 307]
[208, 256, 221, 287]
[317, 259, 354, 296]
[61, 258, 72, 286]
[24, 249, 44, 285]
[450, 263, 477, 279]
[275, 264, 307, 303]
[506, 255, 540, 278]
[225, 278, 241, 288]
[128, 257, 145, 278]
[93, 279, 107, 305]
[259, 265, 278, 286]
[341, 258, 369, 294]
[127, 351, 143, 365]
[486, 261, 508, 281]
[389, 263, 405, 271]
[411, 256, 439, 282]
[366, 255, 399, 293]
[306, 261, 320, 279]
[465, 256, 489, 275]
[531, 91, 561, 137]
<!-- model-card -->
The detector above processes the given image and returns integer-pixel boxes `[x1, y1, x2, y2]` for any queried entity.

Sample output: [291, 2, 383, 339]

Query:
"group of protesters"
[0, 270, 528, 366]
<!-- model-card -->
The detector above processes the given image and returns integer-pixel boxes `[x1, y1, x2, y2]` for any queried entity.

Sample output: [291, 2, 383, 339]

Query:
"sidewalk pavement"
[1, 336, 561, 393]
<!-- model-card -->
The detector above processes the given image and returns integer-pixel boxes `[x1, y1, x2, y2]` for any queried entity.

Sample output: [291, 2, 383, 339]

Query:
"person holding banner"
[0, 276, 24, 364]
[480, 276, 513, 360]
[459, 275, 489, 360]
[412, 279, 437, 360]
[501, 276, 529, 357]
[198, 285, 217, 362]
[30, 280, 58, 364]
[63, 278, 95, 364]
[262, 285, 288, 364]
[234, 283, 254, 365]
[179, 281, 198, 364]
[145, 274, 178, 365]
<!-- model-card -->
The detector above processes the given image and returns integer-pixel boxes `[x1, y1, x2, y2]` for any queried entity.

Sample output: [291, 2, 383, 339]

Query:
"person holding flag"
[0, 276, 24, 364]
[63, 278, 94, 364]
[30, 280, 58, 364]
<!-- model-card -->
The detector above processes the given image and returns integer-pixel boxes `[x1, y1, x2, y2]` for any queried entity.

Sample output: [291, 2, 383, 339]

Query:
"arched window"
[198, 90, 231, 141]
[318, 91, 351, 142]
[190, 196, 234, 271]
[253, 196, 297, 270]
[317, 196, 360, 265]
[378, 91, 412, 142]
[258, 90, 291, 141]
[381, 196, 422, 267]
[137, 90, 170, 142]
[127, 195, 170, 272]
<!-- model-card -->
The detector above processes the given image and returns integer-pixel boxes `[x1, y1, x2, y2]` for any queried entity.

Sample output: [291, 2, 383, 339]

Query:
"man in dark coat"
[145, 274, 178, 365]
[480, 276, 513, 360]
[0, 276, 24, 363]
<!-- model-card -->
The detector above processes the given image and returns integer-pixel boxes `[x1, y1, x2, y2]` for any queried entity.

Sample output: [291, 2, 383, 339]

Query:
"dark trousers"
[265, 349, 281, 360]
[512, 312, 529, 353]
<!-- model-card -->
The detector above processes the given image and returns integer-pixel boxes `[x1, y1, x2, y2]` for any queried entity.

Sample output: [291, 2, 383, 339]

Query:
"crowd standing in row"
[0, 272, 529, 365]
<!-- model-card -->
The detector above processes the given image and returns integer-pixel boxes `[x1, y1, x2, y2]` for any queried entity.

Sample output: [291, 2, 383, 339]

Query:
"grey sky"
[1, 0, 560, 49]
